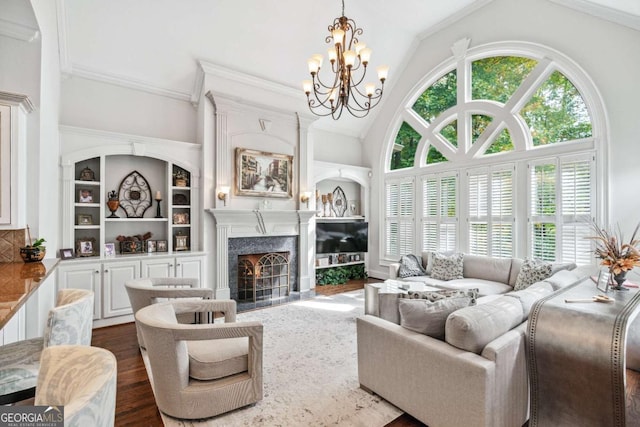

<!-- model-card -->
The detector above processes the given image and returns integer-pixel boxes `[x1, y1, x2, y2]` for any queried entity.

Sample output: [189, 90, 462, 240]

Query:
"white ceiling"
[5, 0, 639, 137]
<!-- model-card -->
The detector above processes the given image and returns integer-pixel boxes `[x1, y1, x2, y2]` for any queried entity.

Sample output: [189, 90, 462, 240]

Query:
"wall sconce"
[300, 191, 312, 208]
[217, 186, 230, 206]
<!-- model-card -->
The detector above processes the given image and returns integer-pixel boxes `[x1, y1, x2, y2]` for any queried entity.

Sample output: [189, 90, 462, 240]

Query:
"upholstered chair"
[35, 345, 117, 427]
[0, 289, 94, 404]
[136, 299, 263, 419]
[125, 277, 213, 349]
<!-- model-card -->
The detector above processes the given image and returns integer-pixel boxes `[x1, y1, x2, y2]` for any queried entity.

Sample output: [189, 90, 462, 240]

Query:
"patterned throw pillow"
[398, 254, 427, 278]
[430, 252, 464, 281]
[405, 288, 479, 305]
[514, 258, 552, 291]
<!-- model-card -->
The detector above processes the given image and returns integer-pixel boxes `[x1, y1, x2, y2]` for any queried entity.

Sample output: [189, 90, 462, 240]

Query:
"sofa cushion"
[398, 254, 427, 278]
[544, 269, 582, 290]
[399, 297, 473, 339]
[420, 250, 453, 275]
[431, 252, 464, 280]
[405, 288, 479, 305]
[514, 258, 552, 290]
[435, 278, 513, 296]
[445, 296, 524, 354]
[187, 337, 248, 381]
[463, 255, 512, 284]
[504, 281, 554, 320]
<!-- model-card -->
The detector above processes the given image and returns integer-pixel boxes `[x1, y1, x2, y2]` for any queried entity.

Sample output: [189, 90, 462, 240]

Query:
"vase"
[612, 270, 629, 290]
[107, 199, 120, 218]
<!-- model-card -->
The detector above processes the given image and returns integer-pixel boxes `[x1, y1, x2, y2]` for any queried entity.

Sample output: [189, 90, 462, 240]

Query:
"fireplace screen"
[237, 252, 290, 302]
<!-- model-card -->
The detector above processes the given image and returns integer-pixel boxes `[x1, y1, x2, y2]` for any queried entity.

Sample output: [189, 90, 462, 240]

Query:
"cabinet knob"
[169, 264, 173, 267]
[104, 269, 109, 273]
[95, 270, 100, 274]
[176, 263, 181, 267]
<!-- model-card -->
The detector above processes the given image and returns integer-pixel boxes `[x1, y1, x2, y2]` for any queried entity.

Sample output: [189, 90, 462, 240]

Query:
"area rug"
[143, 290, 403, 426]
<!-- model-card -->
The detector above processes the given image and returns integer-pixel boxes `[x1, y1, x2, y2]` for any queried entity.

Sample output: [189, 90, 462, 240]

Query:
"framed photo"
[596, 268, 611, 293]
[175, 234, 189, 251]
[146, 240, 157, 253]
[77, 214, 93, 225]
[78, 189, 93, 203]
[104, 243, 116, 257]
[348, 200, 360, 216]
[235, 148, 293, 198]
[172, 212, 190, 225]
[76, 238, 96, 257]
[59, 248, 74, 260]
[156, 240, 168, 252]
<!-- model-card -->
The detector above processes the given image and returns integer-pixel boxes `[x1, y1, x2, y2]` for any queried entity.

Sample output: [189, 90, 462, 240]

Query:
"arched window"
[383, 40, 604, 264]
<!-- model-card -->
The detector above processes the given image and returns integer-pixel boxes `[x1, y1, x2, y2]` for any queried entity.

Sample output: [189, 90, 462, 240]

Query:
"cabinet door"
[103, 260, 140, 318]
[175, 256, 203, 282]
[57, 263, 102, 320]
[140, 258, 175, 278]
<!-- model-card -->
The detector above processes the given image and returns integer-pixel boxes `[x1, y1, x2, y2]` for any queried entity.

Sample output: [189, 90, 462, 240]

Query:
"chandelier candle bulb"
[354, 42, 366, 54]
[303, 80, 313, 94]
[365, 83, 375, 97]
[312, 54, 324, 69]
[377, 65, 389, 81]
[328, 48, 337, 62]
[308, 59, 319, 74]
[344, 50, 356, 67]
[332, 28, 345, 45]
[360, 47, 372, 64]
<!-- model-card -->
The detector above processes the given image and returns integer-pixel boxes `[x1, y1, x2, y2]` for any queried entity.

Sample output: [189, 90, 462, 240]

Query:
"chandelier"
[303, 0, 388, 119]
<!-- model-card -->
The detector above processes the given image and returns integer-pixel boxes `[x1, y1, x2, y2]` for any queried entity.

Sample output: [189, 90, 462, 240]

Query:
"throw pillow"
[399, 297, 473, 339]
[406, 288, 479, 306]
[397, 254, 427, 278]
[514, 258, 552, 291]
[430, 252, 464, 281]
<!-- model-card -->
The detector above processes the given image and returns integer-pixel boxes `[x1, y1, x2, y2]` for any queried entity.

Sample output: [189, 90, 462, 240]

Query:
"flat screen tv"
[316, 222, 368, 254]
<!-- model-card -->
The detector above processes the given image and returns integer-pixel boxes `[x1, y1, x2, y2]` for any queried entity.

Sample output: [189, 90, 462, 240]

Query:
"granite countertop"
[0, 259, 59, 330]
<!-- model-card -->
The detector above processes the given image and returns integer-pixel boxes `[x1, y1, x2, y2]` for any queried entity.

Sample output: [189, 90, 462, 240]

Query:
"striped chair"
[0, 289, 94, 404]
[35, 345, 117, 427]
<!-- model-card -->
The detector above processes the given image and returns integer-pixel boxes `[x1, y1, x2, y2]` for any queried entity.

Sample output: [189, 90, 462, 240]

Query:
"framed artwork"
[104, 243, 116, 257]
[156, 240, 168, 252]
[59, 248, 74, 260]
[172, 212, 190, 225]
[235, 148, 293, 198]
[146, 240, 157, 253]
[175, 233, 188, 251]
[78, 189, 93, 203]
[596, 268, 611, 293]
[76, 238, 96, 257]
[118, 170, 152, 218]
[77, 214, 93, 225]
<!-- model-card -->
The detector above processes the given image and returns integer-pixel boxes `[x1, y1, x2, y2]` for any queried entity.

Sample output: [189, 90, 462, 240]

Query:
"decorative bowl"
[20, 247, 46, 263]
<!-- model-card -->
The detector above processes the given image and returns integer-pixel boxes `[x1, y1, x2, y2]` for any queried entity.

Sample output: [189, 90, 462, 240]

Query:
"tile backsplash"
[0, 229, 26, 263]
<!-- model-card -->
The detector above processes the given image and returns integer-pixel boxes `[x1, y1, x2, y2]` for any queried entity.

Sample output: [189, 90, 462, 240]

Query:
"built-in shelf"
[172, 224, 191, 228]
[316, 216, 365, 222]
[74, 180, 100, 186]
[74, 203, 100, 208]
[74, 225, 100, 230]
[315, 260, 365, 270]
[104, 218, 169, 222]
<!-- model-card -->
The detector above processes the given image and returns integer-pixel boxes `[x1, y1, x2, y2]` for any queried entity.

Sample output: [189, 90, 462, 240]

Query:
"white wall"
[311, 128, 364, 167]
[364, 0, 640, 277]
[60, 76, 197, 143]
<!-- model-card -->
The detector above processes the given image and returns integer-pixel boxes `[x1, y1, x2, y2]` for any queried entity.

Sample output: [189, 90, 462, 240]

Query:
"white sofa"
[357, 253, 583, 427]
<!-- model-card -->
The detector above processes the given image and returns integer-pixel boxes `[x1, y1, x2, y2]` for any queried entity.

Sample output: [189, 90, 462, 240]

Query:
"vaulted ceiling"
[3, 0, 640, 137]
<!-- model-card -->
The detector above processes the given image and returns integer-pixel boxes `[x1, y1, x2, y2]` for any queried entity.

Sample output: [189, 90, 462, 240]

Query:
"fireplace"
[237, 252, 290, 302]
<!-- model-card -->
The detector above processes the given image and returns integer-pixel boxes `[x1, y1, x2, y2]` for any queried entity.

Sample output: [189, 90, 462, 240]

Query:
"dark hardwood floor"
[16, 278, 640, 426]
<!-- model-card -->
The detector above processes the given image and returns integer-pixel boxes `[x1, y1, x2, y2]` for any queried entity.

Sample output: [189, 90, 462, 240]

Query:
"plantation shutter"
[468, 166, 514, 257]
[560, 156, 594, 264]
[528, 154, 594, 263]
[421, 173, 457, 252]
[385, 178, 415, 258]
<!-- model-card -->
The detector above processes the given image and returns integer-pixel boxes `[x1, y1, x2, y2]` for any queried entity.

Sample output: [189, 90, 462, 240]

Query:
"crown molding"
[549, 0, 640, 31]
[0, 18, 40, 42]
[70, 64, 192, 102]
[192, 60, 302, 106]
[0, 92, 35, 113]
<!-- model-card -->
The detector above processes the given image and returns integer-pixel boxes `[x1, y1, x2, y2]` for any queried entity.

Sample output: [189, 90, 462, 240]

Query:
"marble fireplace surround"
[206, 209, 316, 299]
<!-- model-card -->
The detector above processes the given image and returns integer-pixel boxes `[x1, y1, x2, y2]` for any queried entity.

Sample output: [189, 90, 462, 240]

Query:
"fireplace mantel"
[206, 209, 316, 298]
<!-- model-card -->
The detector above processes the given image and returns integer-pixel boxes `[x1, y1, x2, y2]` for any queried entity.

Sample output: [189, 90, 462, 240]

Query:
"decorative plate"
[118, 170, 152, 218]
[172, 193, 189, 205]
[332, 186, 347, 217]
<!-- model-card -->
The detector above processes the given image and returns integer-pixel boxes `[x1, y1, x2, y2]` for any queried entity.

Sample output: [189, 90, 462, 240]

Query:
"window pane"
[440, 223, 457, 252]
[472, 56, 538, 103]
[469, 173, 488, 218]
[485, 128, 514, 155]
[386, 183, 398, 217]
[491, 170, 513, 217]
[472, 115, 492, 145]
[440, 120, 458, 147]
[531, 164, 556, 216]
[412, 70, 457, 123]
[422, 222, 437, 252]
[532, 222, 556, 261]
[426, 145, 448, 164]
[561, 160, 591, 216]
[391, 122, 421, 170]
[386, 221, 398, 255]
[521, 70, 592, 146]
[469, 222, 488, 255]
[562, 222, 592, 265]
[422, 178, 437, 217]
[441, 176, 457, 218]
[492, 223, 513, 258]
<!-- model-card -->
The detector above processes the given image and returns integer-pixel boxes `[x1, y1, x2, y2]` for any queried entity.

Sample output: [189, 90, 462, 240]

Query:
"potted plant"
[20, 236, 46, 263]
[588, 220, 640, 289]
[173, 169, 189, 187]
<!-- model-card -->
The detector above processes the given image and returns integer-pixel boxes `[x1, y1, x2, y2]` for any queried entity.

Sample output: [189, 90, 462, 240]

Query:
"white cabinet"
[57, 262, 103, 320]
[140, 255, 203, 281]
[102, 259, 140, 318]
